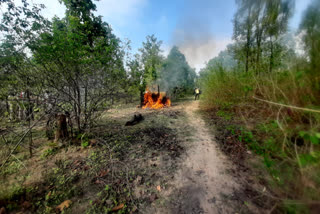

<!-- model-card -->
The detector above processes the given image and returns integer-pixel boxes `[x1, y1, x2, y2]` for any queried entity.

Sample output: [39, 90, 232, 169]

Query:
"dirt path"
[104, 100, 261, 213]
[152, 100, 244, 213]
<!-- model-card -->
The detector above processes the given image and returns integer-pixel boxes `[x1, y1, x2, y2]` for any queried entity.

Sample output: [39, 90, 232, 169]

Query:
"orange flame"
[142, 90, 171, 109]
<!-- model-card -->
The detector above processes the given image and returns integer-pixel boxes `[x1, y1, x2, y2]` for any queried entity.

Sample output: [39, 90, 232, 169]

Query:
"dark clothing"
[195, 93, 200, 100]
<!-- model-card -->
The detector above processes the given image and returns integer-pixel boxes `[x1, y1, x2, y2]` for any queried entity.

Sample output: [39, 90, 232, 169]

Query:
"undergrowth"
[0, 109, 185, 213]
[200, 68, 320, 213]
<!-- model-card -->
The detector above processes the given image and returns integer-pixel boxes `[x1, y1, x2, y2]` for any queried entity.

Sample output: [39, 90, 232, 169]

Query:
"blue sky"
[11, 0, 312, 70]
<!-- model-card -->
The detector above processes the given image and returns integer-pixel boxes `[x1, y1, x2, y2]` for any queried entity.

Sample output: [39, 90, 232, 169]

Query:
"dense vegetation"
[0, 0, 195, 213]
[1, 0, 319, 213]
[0, 0, 196, 126]
[200, 0, 320, 212]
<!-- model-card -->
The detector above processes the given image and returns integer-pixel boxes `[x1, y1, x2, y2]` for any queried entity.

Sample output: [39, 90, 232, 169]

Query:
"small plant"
[216, 110, 233, 120]
[78, 133, 90, 148]
[298, 152, 320, 167]
[41, 148, 57, 159]
[89, 151, 98, 161]
[48, 142, 58, 147]
[81, 141, 89, 148]
[0, 161, 21, 176]
[299, 131, 320, 145]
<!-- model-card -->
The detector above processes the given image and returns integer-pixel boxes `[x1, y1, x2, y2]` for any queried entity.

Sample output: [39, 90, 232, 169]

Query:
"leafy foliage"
[160, 46, 196, 97]
[299, 0, 320, 73]
[233, 0, 294, 73]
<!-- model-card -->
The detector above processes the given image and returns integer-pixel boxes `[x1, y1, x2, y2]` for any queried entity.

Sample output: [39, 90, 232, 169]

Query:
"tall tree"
[233, 0, 255, 73]
[299, 0, 320, 73]
[264, 0, 294, 72]
[233, 0, 293, 73]
[138, 35, 163, 106]
[160, 46, 196, 97]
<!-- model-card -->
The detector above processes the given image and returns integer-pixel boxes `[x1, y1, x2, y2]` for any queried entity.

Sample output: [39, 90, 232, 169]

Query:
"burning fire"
[143, 89, 171, 109]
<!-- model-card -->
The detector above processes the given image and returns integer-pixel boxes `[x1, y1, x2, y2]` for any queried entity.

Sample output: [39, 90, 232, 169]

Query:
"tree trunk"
[269, 37, 274, 73]
[76, 84, 81, 132]
[255, 1, 263, 74]
[246, 45, 249, 73]
[26, 90, 34, 121]
[55, 114, 68, 142]
[140, 90, 144, 108]
[5, 96, 9, 116]
[66, 112, 73, 138]
[256, 30, 262, 74]
[84, 85, 88, 129]
[26, 89, 33, 157]
[256, 44, 261, 73]
[245, 6, 252, 73]
[28, 119, 33, 157]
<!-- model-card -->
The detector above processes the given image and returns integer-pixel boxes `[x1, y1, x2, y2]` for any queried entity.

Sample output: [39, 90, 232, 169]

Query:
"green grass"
[200, 67, 320, 213]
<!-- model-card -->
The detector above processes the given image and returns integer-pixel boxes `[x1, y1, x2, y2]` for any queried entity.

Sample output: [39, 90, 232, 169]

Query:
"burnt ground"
[0, 102, 190, 214]
[1, 99, 272, 214]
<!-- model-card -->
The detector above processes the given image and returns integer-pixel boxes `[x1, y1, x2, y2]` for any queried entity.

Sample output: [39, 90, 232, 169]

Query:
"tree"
[138, 35, 163, 106]
[264, 0, 294, 72]
[206, 45, 238, 71]
[29, 0, 125, 131]
[0, 35, 24, 102]
[233, 0, 294, 73]
[160, 46, 196, 97]
[0, 0, 126, 132]
[0, 0, 47, 102]
[233, 0, 255, 73]
[126, 54, 143, 102]
[300, 0, 320, 73]
[0, 0, 48, 156]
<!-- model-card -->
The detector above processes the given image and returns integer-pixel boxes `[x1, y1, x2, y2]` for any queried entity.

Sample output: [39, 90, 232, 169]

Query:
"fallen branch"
[253, 96, 320, 114]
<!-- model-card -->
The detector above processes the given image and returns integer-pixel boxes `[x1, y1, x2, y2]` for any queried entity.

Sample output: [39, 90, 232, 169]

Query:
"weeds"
[0, 160, 21, 176]
[216, 110, 233, 121]
[40, 148, 57, 159]
[200, 68, 320, 212]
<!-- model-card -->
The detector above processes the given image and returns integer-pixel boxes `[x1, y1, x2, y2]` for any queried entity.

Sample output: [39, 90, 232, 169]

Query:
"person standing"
[194, 88, 200, 100]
